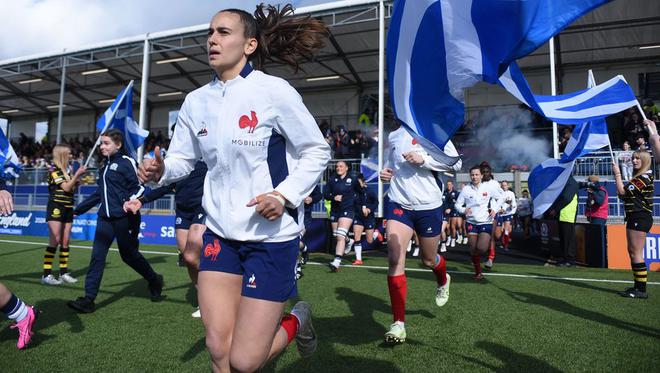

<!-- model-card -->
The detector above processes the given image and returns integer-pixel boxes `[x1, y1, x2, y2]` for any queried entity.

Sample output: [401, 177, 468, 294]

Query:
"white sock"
[412, 246, 420, 257]
[332, 257, 341, 266]
[7, 298, 28, 321]
[355, 244, 362, 261]
[457, 234, 463, 241]
[406, 241, 412, 252]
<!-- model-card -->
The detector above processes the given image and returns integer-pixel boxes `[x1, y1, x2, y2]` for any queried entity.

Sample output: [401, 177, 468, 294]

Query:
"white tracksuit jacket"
[499, 190, 517, 217]
[455, 180, 504, 225]
[386, 127, 462, 210]
[160, 68, 331, 242]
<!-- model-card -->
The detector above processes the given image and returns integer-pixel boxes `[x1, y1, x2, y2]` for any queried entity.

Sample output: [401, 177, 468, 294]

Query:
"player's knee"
[205, 332, 230, 364]
[421, 256, 436, 268]
[229, 351, 263, 373]
[334, 227, 349, 242]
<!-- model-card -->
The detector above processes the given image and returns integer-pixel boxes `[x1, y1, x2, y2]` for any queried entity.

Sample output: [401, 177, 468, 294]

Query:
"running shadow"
[452, 341, 562, 372]
[502, 288, 660, 338]
[180, 337, 206, 363]
[0, 298, 84, 347]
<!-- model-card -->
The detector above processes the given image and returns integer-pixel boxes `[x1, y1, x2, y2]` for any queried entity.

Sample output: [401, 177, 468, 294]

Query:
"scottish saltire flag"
[387, 0, 610, 164]
[360, 155, 379, 183]
[528, 74, 612, 218]
[498, 63, 638, 125]
[95, 80, 148, 159]
[0, 127, 21, 179]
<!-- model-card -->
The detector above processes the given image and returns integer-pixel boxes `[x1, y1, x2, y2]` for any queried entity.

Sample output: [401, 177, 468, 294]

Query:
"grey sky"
[0, 0, 333, 61]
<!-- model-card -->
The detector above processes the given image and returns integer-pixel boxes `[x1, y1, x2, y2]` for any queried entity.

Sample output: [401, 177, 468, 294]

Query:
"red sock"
[387, 274, 407, 323]
[471, 254, 482, 275]
[502, 232, 510, 248]
[280, 314, 299, 344]
[488, 241, 496, 261]
[433, 254, 447, 286]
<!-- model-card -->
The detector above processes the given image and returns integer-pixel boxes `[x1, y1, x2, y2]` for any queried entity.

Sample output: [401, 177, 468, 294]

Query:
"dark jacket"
[74, 152, 144, 218]
[324, 173, 360, 212]
[355, 185, 378, 218]
[140, 161, 207, 211]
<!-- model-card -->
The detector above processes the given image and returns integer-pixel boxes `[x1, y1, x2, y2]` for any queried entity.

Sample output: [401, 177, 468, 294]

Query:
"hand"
[490, 210, 497, 218]
[644, 119, 658, 136]
[304, 196, 313, 205]
[334, 195, 343, 202]
[379, 168, 393, 182]
[499, 208, 505, 214]
[402, 151, 424, 165]
[138, 146, 164, 183]
[74, 166, 88, 178]
[0, 190, 13, 215]
[465, 208, 472, 216]
[123, 199, 142, 214]
[247, 192, 285, 221]
[611, 162, 621, 176]
[362, 207, 370, 217]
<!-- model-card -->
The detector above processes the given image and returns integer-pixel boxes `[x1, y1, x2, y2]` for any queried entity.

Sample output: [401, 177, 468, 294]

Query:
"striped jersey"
[620, 170, 654, 216]
[48, 166, 74, 208]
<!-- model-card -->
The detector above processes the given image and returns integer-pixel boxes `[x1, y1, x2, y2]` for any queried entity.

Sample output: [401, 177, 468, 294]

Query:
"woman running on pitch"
[138, 5, 330, 371]
[351, 173, 379, 265]
[379, 126, 461, 344]
[493, 181, 517, 253]
[325, 160, 360, 272]
[455, 165, 504, 280]
[41, 144, 87, 285]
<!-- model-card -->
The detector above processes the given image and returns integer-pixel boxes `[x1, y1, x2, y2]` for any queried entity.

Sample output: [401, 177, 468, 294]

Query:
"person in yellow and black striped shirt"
[41, 144, 87, 286]
[612, 150, 654, 299]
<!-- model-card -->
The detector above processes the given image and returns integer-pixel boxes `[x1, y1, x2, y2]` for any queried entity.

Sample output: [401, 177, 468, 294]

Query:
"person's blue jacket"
[74, 152, 144, 218]
[140, 161, 207, 211]
[324, 173, 360, 212]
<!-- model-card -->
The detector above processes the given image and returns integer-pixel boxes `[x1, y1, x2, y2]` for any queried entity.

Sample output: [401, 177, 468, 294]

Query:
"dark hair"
[469, 165, 482, 173]
[221, 4, 328, 72]
[101, 129, 124, 151]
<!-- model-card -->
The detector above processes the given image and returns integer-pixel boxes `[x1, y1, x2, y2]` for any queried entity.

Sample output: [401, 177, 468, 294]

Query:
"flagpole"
[84, 81, 134, 168]
[376, 0, 385, 218]
[588, 70, 616, 162]
[550, 37, 559, 159]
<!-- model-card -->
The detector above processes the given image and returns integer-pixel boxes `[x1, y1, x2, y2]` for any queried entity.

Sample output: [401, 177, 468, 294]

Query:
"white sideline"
[1, 238, 657, 286]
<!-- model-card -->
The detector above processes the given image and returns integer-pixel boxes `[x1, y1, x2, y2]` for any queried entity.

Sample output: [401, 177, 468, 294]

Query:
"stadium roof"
[0, 0, 658, 121]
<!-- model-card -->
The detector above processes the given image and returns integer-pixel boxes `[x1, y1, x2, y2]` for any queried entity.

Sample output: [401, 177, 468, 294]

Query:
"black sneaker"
[177, 253, 185, 267]
[149, 274, 164, 302]
[618, 287, 648, 299]
[67, 297, 96, 313]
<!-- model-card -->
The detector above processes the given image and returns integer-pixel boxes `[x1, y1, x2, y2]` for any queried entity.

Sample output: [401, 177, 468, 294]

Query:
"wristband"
[266, 193, 286, 206]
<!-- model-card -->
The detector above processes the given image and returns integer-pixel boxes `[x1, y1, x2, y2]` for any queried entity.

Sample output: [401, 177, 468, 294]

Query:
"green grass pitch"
[1, 235, 659, 372]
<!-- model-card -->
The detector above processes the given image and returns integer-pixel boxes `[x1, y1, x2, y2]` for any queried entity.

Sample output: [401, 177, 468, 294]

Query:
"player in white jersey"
[139, 5, 330, 372]
[494, 181, 517, 253]
[455, 165, 504, 280]
[379, 125, 461, 344]
[479, 162, 502, 270]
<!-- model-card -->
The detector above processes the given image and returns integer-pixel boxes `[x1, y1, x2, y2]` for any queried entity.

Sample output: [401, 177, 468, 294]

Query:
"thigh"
[337, 217, 353, 230]
[198, 271, 242, 361]
[477, 232, 492, 253]
[626, 229, 647, 260]
[386, 220, 413, 275]
[48, 221, 63, 240]
[503, 220, 512, 232]
[176, 229, 189, 253]
[91, 218, 115, 259]
[230, 297, 285, 369]
[61, 222, 73, 246]
[113, 215, 140, 253]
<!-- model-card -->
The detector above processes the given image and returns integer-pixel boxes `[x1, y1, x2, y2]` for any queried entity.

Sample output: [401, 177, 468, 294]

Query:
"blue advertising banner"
[644, 233, 660, 269]
[0, 210, 177, 246]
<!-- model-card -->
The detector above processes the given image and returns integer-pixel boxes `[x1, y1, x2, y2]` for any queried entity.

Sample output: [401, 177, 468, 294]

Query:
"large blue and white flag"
[498, 63, 638, 125]
[95, 80, 148, 159]
[387, 0, 611, 164]
[528, 73, 612, 218]
[0, 127, 22, 179]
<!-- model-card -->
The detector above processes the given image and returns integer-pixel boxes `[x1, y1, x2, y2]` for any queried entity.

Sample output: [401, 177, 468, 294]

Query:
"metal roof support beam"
[327, 32, 363, 91]
[56, 56, 66, 143]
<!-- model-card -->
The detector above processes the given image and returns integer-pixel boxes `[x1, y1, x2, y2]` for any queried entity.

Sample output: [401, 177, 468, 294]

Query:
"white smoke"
[470, 106, 551, 170]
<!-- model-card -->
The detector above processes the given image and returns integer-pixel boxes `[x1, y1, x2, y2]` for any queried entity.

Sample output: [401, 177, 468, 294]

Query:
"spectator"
[558, 126, 572, 153]
[545, 176, 578, 267]
[580, 175, 608, 225]
[350, 130, 371, 158]
[618, 141, 633, 180]
[516, 190, 533, 239]
[635, 135, 649, 152]
[334, 126, 351, 159]
[625, 112, 646, 145]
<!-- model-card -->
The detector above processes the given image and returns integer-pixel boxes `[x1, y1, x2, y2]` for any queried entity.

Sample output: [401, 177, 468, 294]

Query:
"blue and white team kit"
[160, 64, 330, 302]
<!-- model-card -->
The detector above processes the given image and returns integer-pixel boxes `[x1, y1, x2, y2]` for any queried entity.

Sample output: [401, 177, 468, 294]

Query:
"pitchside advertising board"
[0, 210, 177, 245]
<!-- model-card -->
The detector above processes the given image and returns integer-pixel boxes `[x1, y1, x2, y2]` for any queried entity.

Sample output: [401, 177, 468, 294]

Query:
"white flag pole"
[84, 81, 134, 168]
[588, 70, 615, 162]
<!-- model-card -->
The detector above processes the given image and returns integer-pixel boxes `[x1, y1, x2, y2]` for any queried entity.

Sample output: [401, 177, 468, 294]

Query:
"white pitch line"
[1, 238, 658, 286]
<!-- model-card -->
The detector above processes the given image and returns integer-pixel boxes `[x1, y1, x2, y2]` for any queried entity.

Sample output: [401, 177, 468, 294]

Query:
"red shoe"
[473, 273, 484, 281]
[10, 305, 37, 350]
[352, 260, 363, 266]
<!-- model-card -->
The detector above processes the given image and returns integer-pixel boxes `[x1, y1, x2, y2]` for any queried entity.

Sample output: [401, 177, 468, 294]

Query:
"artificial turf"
[1, 235, 658, 372]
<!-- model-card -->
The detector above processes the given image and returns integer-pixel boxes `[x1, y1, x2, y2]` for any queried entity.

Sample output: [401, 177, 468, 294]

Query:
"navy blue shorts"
[354, 214, 375, 230]
[449, 211, 462, 218]
[467, 222, 493, 235]
[386, 202, 443, 237]
[175, 207, 206, 230]
[330, 208, 355, 223]
[496, 215, 513, 227]
[199, 230, 299, 302]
